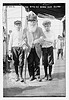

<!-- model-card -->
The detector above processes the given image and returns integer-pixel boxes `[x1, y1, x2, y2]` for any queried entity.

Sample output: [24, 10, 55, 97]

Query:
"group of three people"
[8, 11, 54, 82]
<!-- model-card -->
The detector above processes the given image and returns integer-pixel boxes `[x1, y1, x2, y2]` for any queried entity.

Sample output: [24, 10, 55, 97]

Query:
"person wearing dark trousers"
[12, 47, 24, 82]
[57, 49, 63, 59]
[27, 47, 40, 80]
[42, 20, 54, 81]
[42, 47, 54, 80]
[23, 11, 44, 81]
[8, 20, 27, 82]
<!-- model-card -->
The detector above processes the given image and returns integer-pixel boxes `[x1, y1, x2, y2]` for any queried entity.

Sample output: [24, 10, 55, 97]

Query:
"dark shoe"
[38, 78, 42, 82]
[42, 76, 48, 81]
[20, 77, 24, 82]
[48, 76, 52, 81]
[43, 75, 48, 80]
[30, 76, 35, 81]
[36, 76, 40, 80]
[16, 75, 19, 82]
[44, 76, 48, 80]
[16, 78, 19, 82]
[36, 76, 42, 82]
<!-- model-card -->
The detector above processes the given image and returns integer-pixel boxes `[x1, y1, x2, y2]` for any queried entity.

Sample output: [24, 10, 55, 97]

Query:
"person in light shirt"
[8, 20, 27, 82]
[42, 20, 54, 81]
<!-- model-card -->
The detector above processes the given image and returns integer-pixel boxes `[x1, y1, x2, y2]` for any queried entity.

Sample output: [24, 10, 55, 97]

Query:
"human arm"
[22, 29, 30, 50]
[8, 33, 13, 57]
[33, 27, 45, 44]
[44, 32, 55, 44]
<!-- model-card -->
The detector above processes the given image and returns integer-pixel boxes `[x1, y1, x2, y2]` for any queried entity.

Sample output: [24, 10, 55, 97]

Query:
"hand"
[33, 37, 44, 44]
[8, 50, 12, 57]
[32, 43, 35, 48]
[23, 45, 28, 50]
[33, 40, 38, 44]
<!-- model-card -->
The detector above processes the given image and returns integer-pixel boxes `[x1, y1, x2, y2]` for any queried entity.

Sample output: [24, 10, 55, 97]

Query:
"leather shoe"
[44, 76, 48, 80]
[20, 77, 24, 82]
[16, 76, 19, 82]
[43, 76, 48, 80]
[30, 76, 35, 81]
[48, 76, 52, 81]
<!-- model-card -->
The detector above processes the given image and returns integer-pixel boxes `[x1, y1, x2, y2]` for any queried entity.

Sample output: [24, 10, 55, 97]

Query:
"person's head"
[26, 11, 38, 32]
[42, 20, 51, 32]
[58, 35, 63, 40]
[14, 20, 22, 31]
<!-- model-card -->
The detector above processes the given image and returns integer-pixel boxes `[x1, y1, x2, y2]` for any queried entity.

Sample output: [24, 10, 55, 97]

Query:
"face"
[28, 20, 37, 26]
[28, 20, 38, 32]
[44, 24, 51, 32]
[15, 24, 21, 31]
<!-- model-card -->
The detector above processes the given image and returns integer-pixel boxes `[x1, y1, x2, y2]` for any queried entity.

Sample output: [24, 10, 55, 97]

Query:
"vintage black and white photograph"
[3, 3, 66, 97]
